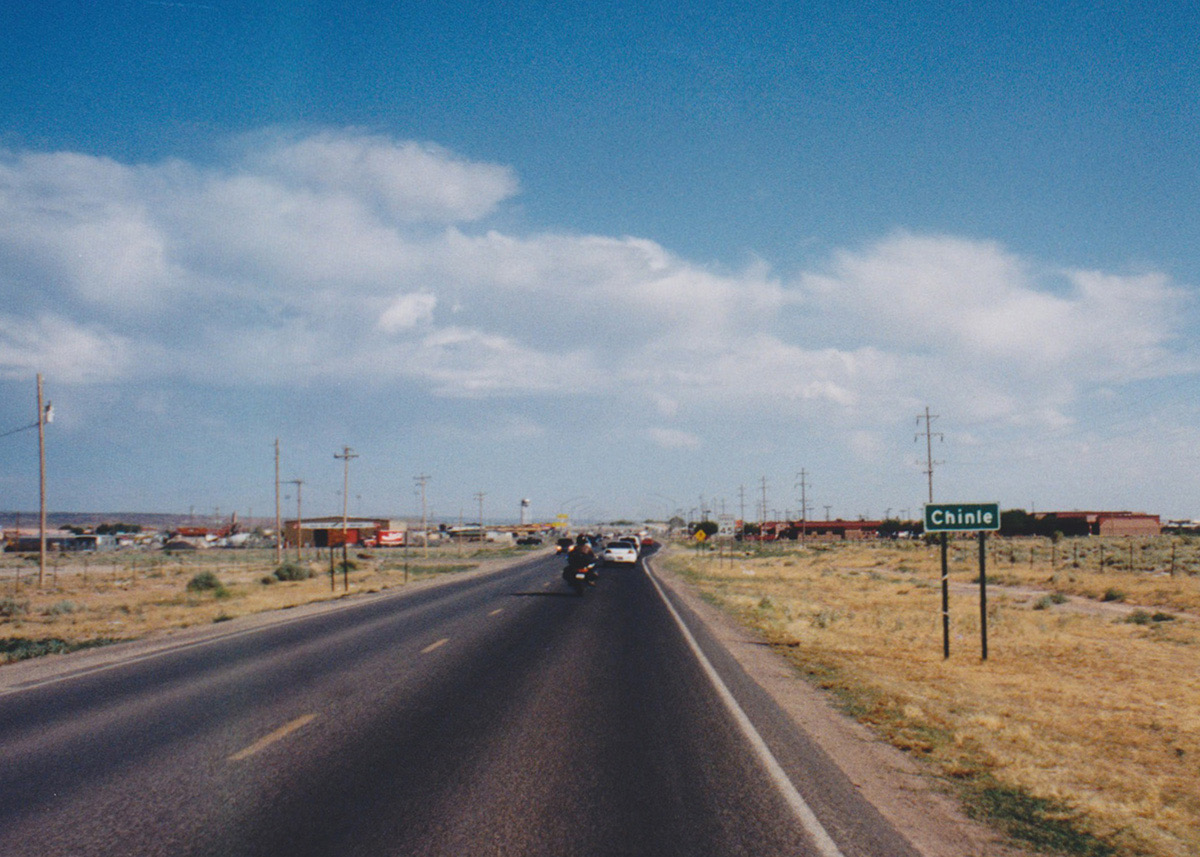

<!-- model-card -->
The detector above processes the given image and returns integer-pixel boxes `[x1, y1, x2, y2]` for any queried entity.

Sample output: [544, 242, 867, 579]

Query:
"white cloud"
[0, 134, 1192, 453]
[0, 314, 139, 383]
[801, 232, 1183, 382]
[240, 130, 519, 223]
[0, 151, 179, 310]
[647, 427, 703, 450]
[378, 293, 437, 332]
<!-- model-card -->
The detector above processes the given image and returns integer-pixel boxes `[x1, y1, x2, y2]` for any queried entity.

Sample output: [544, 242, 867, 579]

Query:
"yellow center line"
[421, 638, 450, 654]
[489, 608, 504, 616]
[229, 714, 317, 762]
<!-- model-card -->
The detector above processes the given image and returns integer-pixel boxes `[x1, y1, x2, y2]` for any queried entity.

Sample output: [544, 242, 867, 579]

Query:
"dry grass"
[666, 537, 1200, 857]
[0, 543, 534, 656]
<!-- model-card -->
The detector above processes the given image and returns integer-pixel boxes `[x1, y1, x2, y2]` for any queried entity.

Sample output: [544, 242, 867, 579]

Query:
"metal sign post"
[940, 532, 950, 658]
[979, 530, 989, 660]
[924, 503, 1000, 660]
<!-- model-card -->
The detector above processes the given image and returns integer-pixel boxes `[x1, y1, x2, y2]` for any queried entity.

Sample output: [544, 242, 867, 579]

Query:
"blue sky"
[2, 1, 1199, 525]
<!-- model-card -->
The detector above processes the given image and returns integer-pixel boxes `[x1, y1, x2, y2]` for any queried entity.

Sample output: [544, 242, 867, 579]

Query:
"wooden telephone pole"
[37, 374, 49, 587]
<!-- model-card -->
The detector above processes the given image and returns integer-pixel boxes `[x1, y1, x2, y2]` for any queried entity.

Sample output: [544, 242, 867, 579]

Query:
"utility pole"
[795, 469, 810, 544]
[917, 406, 950, 659]
[37, 374, 51, 587]
[916, 405, 943, 504]
[824, 505, 832, 521]
[475, 491, 486, 542]
[274, 438, 282, 565]
[335, 447, 358, 585]
[287, 479, 304, 561]
[738, 484, 746, 541]
[760, 477, 768, 523]
[414, 475, 430, 558]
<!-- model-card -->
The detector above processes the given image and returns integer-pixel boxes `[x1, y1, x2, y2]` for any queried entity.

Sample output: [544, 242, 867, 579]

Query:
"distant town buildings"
[1048, 511, 1161, 538]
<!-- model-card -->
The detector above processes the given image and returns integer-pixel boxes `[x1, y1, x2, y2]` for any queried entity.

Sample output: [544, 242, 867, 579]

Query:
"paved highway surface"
[0, 550, 921, 856]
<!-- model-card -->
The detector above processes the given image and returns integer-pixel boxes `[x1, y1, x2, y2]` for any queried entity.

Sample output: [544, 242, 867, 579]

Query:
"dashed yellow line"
[421, 638, 450, 654]
[229, 714, 317, 762]
[489, 608, 504, 616]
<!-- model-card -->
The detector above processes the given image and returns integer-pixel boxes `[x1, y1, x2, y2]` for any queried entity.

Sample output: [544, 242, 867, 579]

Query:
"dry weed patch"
[1, 544, 534, 660]
[666, 539, 1200, 857]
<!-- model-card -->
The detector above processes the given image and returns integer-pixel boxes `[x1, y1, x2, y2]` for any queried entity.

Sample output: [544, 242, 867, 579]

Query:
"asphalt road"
[0, 550, 921, 856]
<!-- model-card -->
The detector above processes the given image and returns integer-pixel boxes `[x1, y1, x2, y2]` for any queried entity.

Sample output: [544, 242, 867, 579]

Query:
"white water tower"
[520, 498, 531, 526]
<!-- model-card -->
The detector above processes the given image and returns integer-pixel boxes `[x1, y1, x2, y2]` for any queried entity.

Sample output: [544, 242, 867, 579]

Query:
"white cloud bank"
[0, 130, 1191, 437]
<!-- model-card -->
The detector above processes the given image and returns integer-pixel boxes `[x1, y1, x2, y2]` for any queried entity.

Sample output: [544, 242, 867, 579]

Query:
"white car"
[601, 542, 638, 564]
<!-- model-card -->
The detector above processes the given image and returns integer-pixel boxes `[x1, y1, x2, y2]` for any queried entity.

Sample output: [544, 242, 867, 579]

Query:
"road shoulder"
[648, 551, 1035, 857]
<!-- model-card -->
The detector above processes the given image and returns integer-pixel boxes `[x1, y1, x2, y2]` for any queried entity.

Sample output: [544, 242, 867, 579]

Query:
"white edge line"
[644, 562, 846, 857]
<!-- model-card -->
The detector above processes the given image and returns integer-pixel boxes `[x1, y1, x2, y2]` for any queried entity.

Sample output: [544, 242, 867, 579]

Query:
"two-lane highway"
[0, 550, 921, 856]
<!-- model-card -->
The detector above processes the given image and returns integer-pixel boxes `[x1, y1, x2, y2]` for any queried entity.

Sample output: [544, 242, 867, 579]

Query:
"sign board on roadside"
[923, 502, 1000, 533]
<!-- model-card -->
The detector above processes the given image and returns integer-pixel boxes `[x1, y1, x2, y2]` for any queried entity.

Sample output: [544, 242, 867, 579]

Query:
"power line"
[0, 420, 39, 439]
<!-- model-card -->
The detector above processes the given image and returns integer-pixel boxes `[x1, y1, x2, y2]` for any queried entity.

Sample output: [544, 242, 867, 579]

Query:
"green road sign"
[924, 502, 1000, 532]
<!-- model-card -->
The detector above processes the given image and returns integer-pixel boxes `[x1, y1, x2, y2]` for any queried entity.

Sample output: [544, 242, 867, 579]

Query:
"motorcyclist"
[563, 534, 598, 585]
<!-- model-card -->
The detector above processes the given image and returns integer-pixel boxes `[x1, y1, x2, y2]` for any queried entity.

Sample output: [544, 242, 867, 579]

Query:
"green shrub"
[965, 779, 1115, 856]
[1, 637, 116, 663]
[186, 571, 224, 593]
[1101, 588, 1125, 603]
[274, 562, 313, 582]
[1, 597, 31, 618]
[43, 600, 83, 617]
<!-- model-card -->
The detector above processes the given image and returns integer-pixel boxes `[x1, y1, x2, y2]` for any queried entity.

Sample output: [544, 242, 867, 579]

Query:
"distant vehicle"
[516, 535, 542, 545]
[556, 537, 574, 553]
[368, 530, 406, 547]
[601, 543, 638, 564]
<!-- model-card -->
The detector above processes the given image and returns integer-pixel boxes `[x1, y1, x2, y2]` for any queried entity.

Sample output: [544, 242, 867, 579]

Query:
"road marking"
[644, 563, 847, 857]
[421, 638, 450, 654]
[489, 608, 504, 616]
[229, 714, 317, 762]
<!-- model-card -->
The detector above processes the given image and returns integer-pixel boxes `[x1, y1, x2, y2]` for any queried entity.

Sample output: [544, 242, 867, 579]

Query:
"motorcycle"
[562, 561, 596, 595]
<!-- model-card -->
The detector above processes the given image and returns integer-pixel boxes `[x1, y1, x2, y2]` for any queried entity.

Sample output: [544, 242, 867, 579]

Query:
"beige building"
[1052, 511, 1161, 537]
